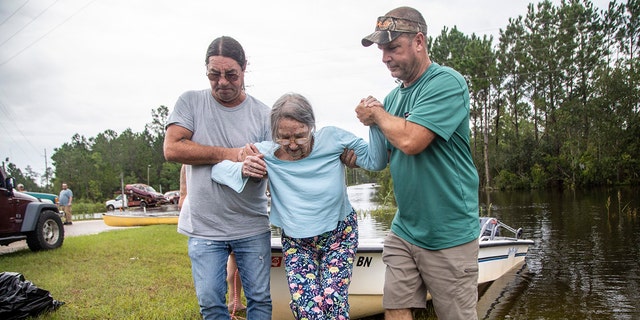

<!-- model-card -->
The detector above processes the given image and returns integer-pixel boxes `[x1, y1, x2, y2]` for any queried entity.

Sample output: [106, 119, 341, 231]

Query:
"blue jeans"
[188, 231, 272, 320]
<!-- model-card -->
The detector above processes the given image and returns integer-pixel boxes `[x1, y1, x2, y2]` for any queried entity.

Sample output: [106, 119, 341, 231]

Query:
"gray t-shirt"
[166, 89, 271, 240]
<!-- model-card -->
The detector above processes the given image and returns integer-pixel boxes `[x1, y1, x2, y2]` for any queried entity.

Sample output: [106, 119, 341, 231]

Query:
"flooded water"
[347, 184, 640, 319]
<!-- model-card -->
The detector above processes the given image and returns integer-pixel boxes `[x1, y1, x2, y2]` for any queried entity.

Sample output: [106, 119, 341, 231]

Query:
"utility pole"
[147, 165, 151, 185]
[120, 172, 125, 209]
[44, 149, 49, 188]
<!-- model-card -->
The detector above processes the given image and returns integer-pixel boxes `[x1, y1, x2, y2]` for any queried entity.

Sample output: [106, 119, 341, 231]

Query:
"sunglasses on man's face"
[206, 71, 240, 82]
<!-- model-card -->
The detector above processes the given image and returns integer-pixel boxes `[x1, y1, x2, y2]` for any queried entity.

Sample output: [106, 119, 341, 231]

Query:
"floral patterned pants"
[281, 209, 358, 320]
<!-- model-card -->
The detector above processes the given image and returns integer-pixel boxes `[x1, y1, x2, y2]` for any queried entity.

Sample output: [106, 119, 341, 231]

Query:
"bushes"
[69, 200, 106, 215]
[494, 169, 531, 190]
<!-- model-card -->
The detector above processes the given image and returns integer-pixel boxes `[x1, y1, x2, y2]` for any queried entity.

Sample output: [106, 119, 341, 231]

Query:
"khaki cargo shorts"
[382, 231, 479, 319]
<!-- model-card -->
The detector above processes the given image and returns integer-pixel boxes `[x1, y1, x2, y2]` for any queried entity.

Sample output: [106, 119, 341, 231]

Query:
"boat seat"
[479, 217, 501, 239]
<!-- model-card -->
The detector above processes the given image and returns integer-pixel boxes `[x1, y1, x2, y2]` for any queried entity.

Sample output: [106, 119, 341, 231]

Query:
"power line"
[0, 0, 98, 67]
[0, 0, 60, 49]
[0, 0, 30, 27]
[0, 98, 42, 156]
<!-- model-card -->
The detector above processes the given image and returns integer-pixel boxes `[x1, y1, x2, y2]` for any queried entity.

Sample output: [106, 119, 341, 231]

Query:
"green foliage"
[530, 163, 548, 189]
[6, 161, 54, 192]
[45, 106, 177, 202]
[494, 169, 531, 190]
[344, 167, 378, 186]
[368, 206, 397, 229]
[469, 0, 639, 189]
[70, 200, 106, 215]
[372, 167, 396, 206]
[160, 161, 183, 192]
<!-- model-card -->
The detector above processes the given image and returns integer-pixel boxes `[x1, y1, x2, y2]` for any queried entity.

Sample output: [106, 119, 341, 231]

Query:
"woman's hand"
[242, 155, 267, 178]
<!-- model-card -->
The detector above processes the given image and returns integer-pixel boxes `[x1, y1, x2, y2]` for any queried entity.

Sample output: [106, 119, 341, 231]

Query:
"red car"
[123, 183, 168, 208]
[164, 191, 180, 204]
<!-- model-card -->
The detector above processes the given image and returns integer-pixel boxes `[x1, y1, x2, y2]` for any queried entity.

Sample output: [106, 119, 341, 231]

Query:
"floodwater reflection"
[348, 184, 392, 239]
[349, 184, 640, 319]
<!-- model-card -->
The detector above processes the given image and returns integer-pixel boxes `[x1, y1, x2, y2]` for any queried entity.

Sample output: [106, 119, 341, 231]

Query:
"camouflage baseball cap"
[362, 16, 428, 47]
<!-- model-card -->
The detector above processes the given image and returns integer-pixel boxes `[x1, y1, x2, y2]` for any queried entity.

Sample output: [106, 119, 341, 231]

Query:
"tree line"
[5, 105, 181, 201]
[354, 0, 638, 199]
[431, 0, 638, 190]
[6, 0, 638, 202]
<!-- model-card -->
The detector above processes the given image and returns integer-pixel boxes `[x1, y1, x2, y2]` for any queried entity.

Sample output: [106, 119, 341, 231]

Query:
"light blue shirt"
[59, 189, 73, 206]
[212, 126, 387, 238]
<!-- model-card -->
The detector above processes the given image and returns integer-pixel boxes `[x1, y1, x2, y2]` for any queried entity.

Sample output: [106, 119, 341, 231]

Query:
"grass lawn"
[0, 225, 205, 319]
[1, 224, 438, 319]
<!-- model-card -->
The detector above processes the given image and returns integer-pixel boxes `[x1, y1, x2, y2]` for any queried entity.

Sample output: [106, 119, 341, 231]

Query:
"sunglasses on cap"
[375, 16, 427, 34]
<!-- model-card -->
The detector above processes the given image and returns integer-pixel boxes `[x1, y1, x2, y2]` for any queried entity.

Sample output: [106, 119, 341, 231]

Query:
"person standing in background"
[178, 164, 187, 211]
[59, 183, 73, 225]
[352, 6, 481, 320]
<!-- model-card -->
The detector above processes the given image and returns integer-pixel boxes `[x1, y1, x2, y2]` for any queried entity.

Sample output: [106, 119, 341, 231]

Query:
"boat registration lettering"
[508, 247, 518, 257]
[356, 256, 373, 267]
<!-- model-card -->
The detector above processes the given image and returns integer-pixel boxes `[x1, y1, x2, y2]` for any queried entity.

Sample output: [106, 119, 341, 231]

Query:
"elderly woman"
[211, 92, 387, 319]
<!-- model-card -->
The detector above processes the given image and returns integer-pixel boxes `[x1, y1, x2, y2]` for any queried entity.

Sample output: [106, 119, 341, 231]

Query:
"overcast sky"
[0, 0, 612, 176]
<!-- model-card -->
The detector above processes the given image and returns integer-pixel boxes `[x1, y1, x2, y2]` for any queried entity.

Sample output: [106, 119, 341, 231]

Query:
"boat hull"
[478, 238, 533, 284]
[102, 213, 179, 227]
[270, 237, 533, 319]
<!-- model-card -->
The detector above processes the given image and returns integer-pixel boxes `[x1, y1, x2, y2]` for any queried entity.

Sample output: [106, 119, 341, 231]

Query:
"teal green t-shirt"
[385, 63, 480, 250]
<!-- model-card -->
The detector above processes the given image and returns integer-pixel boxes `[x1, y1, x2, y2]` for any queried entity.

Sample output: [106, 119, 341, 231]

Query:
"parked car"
[126, 183, 167, 207]
[105, 194, 128, 211]
[0, 166, 64, 251]
[106, 183, 167, 211]
[24, 191, 58, 205]
[164, 191, 180, 204]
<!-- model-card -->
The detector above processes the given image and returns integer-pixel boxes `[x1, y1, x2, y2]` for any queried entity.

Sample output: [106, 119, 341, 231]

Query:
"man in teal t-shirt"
[353, 6, 481, 320]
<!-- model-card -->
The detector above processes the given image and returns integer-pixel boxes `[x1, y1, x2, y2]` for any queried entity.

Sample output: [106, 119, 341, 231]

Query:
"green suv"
[24, 191, 58, 205]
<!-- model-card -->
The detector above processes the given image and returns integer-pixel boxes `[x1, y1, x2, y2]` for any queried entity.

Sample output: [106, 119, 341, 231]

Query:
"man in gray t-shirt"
[164, 36, 272, 320]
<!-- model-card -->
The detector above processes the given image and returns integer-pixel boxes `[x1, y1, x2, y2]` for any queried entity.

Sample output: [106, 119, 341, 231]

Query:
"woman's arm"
[211, 143, 269, 193]
[349, 126, 388, 171]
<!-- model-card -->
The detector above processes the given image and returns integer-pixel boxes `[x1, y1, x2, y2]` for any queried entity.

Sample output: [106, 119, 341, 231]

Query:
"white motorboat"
[269, 217, 534, 319]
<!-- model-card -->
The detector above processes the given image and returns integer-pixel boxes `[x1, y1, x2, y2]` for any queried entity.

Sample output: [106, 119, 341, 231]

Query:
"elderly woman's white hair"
[270, 92, 316, 141]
